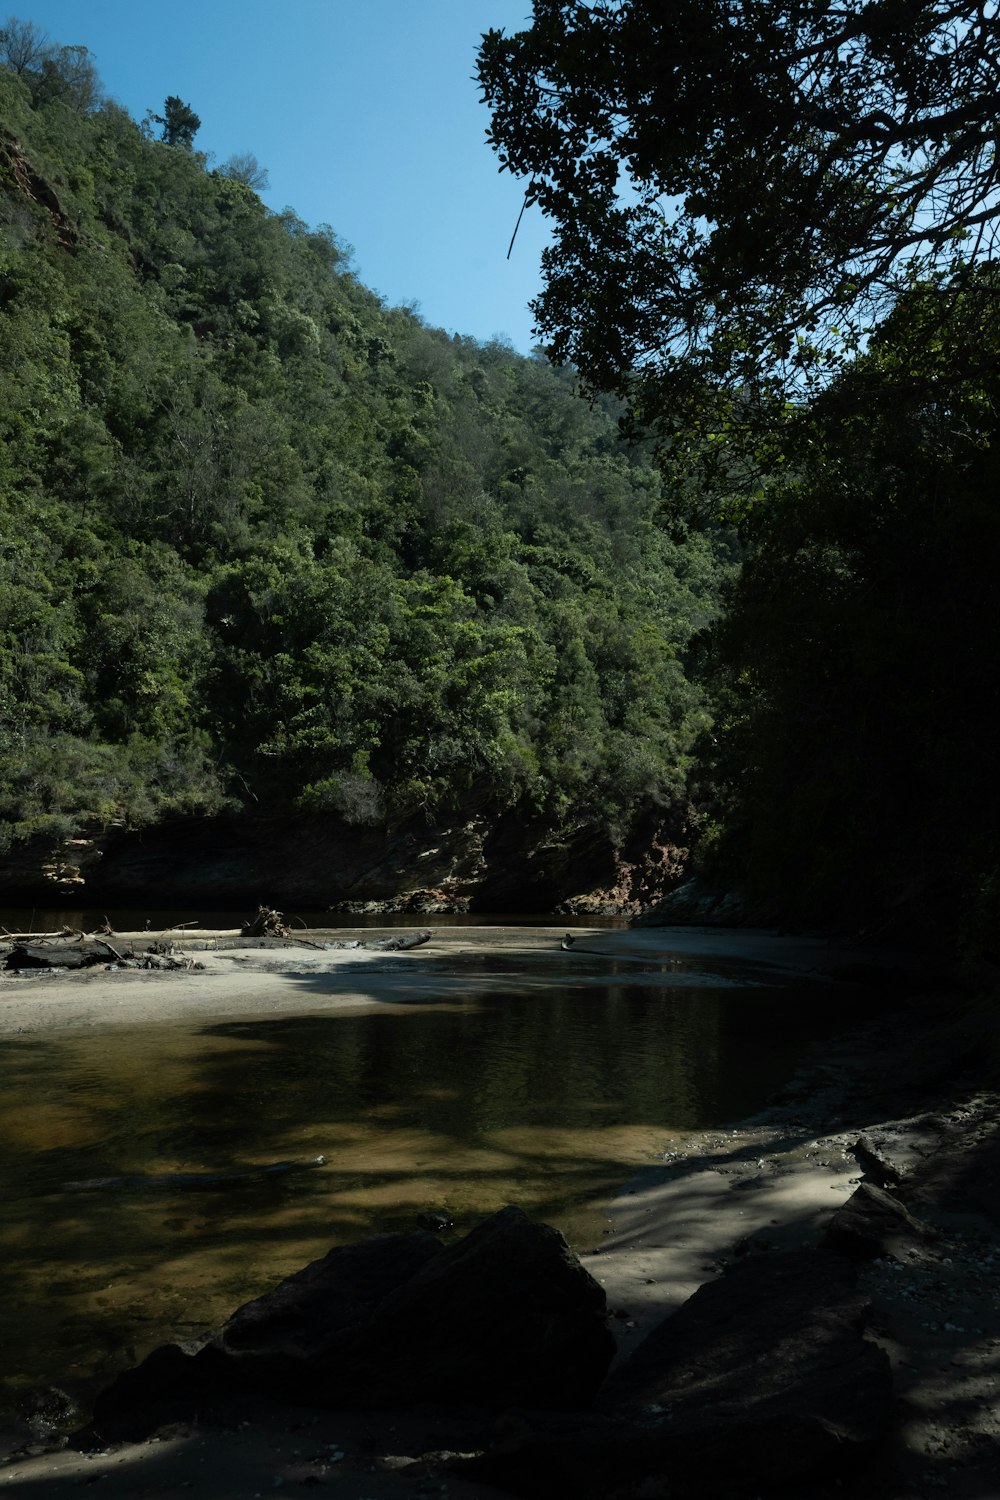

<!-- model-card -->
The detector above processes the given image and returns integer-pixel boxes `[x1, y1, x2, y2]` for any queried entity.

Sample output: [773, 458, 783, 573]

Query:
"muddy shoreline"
[1, 931, 997, 1497]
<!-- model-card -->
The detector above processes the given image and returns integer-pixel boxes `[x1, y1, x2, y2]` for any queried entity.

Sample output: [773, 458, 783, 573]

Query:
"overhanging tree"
[478, 1, 1000, 438]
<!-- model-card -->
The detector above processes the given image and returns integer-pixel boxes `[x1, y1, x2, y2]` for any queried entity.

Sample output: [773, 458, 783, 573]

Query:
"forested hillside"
[0, 36, 727, 903]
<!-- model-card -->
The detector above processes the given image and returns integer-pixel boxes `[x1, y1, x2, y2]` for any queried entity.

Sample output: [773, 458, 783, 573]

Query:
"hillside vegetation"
[0, 46, 727, 874]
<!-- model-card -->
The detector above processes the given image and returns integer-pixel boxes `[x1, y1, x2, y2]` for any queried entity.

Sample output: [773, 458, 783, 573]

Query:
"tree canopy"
[703, 268, 1000, 934]
[478, 0, 1000, 431]
[0, 43, 726, 862]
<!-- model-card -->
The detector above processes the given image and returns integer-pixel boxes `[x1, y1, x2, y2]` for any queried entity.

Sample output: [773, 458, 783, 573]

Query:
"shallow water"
[0, 937, 859, 1401]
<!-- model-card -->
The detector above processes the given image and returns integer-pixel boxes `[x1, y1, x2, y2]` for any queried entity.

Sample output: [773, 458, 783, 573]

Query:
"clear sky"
[14, 0, 548, 352]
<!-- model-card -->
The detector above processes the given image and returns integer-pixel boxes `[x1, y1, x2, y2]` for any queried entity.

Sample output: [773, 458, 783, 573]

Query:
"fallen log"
[320, 930, 431, 954]
[357, 930, 432, 952]
[5, 942, 108, 970]
[112, 928, 243, 942]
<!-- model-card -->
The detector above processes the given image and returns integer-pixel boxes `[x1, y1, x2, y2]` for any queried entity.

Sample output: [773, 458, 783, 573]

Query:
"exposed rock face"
[0, 137, 78, 249]
[634, 876, 754, 927]
[555, 835, 688, 918]
[0, 807, 688, 915]
[460, 1248, 893, 1498]
[86, 1207, 616, 1442]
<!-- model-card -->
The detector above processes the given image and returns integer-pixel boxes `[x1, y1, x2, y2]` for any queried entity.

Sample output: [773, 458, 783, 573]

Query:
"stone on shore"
[459, 1248, 893, 1498]
[823, 1180, 936, 1260]
[86, 1206, 615, 1442]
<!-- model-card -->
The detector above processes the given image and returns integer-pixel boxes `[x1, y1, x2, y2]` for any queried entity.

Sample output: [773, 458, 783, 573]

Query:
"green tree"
[705, 270, 1000, 933]
[151, 95, 201, 149]
[478, 1, 1000, 434]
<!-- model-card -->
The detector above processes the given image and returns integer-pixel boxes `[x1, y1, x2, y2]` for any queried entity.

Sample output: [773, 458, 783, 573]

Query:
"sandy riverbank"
[1, 929, 997, 1497]
[0, 923, 928, 1038]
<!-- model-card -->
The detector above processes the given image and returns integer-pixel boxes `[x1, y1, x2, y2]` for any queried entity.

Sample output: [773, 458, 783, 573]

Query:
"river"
[0, 916, 871, 1405]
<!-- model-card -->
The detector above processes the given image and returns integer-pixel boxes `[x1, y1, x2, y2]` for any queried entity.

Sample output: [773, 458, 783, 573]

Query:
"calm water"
[0, 933, 858, 1402]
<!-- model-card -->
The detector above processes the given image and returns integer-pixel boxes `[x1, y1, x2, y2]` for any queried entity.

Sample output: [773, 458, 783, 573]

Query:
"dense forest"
[0, 25, 728, 903]
[4, 6, 1000, 943]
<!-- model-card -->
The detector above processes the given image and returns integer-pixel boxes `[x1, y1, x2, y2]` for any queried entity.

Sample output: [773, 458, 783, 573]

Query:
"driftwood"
[3, 940, 200, 973]
[113, 928, 244, 942]
[357, 930, 432, 952]
[1, 926, 80, 942]
[308, 931, 432, 952]
[2, 926, 432, 970]
[7, 942, 107, 970]
[242, 905, 291, 939]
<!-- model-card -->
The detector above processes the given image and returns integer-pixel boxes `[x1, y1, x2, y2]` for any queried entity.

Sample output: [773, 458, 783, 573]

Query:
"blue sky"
[15, 1, 548, 351]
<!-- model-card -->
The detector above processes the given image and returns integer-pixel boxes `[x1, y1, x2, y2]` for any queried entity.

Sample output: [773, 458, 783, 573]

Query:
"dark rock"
[460, 1249, 892, 1498]
[850, 1132, 903, 1187]
[86, 1232, 441, 1441]
[219, 1229, 442, 1356]
[823, 1181, 936, 1260]
[302, 1204, 615, 1410]
[4, 942, 101, 970]
[85, 1207, 615, 1442]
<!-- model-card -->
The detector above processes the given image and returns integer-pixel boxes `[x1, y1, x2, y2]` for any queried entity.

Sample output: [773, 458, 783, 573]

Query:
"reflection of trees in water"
[0, 981, 832, 1193]
[0, 979, 839, 1395]
[190, 985, 732, 1141]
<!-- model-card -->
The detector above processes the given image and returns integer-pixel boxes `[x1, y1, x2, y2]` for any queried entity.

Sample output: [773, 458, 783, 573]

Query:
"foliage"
[1, 16, 100, 110]
[478, 0, 1000, 444]
[704, 269, 1000, 933]
[0, 39, 727, 854]
[479, 2, 1000, 942]
[150, 95, 201, 149]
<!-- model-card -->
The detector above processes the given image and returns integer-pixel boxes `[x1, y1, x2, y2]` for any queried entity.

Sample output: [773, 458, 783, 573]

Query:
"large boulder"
[87, 1207, 615, 1442]
[823, 1180, 936, 1260]
[459, 1248, 893, 1498]
[317, 1202, 615, 1411]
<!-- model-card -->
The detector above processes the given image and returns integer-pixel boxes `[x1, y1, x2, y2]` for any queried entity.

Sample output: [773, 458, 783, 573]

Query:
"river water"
[0, 916, 864, 1404]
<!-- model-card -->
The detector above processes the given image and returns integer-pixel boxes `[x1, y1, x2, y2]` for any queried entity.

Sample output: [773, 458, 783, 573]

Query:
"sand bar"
[0, 923, 930, 1038]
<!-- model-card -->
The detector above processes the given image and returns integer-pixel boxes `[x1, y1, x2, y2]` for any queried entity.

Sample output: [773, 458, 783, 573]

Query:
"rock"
[850, 1132, 903, 1187]
[606, 1248, 892, 1480]
[87, 1232, 441, 1440]
[85, 1207, 615, 1442]
[337, 1204, 615, 1410]
[459, 1249, 892, 1497]
[823, 1181, 936, 1260]
[219, 1229, 442, 1358]
[0, 805, 684, 916]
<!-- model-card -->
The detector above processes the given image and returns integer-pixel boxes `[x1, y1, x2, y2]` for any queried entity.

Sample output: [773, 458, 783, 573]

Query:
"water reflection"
[0, 971, 854, 1401]
[0, 906, 626, 934]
